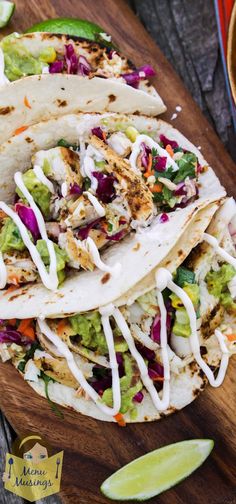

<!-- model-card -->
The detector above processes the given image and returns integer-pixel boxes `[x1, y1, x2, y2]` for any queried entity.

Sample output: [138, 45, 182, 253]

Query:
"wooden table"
[0, 1, 235, 503]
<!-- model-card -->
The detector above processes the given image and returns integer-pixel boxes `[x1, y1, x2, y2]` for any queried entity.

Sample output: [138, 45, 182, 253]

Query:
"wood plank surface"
[0, 1, 235, 504]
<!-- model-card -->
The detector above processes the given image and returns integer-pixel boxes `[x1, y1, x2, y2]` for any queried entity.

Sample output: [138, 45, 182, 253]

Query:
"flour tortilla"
[0, 32, 166, 143]
[19, 199, 235, 422]
[0, 114, 225, 318]
[0, 75, 166, 145]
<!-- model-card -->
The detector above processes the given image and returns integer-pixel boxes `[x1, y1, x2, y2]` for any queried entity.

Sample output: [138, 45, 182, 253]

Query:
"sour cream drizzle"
[0, 48, 9, 86]
[0, 252, 7, 289]
[37, 316, 120, 416]
[33, 165, 55, 194]
[84, 191, 105, 217]
[203, 233, 236, 268]
[130, 134, 179, 173]
[86, 237, 121, 277]
[112, 305, 170, 411]
[155, 267, 230, 387]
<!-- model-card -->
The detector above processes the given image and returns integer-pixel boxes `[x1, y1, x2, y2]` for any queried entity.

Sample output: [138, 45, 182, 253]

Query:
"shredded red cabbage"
[77, 218, 102, 240]
[140, 142, 151, 169]
[107, 229, 127, 242]
[0, 330, 30, 345]
[136, 343, 155, 361]
[151, 313, 172, 344]
[153, 156, 167, 172]
[159, 213, 169, 223]
[65, 44, 78, 74]
[92, 171, 116, 204]
[174, 182, 187, 196]
[78, 55, 91, 76]
[133, 391, 144, 403]
[159, 134, 178, 149]
[91, 127, 105, 140]
[108, 49, 118, 60]
[69, 183, 83, 196]
[148, 361, 164, 380]
[49, 60, 64, 73]
[122, 65, 155, 88]
[15, 203, 40, 241]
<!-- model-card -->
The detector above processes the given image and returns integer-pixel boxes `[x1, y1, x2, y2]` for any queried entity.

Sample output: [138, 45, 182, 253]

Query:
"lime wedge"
[26, 17, 110, 42]
[0, 1, 15, 28]
[101, 439, 214, 501]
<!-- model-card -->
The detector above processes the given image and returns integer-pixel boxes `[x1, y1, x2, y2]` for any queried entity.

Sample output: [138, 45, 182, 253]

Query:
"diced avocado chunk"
[0, 218, 25, 253]
[125, 126, 139, 142]
[16, 169, 51, 218]
[69, 311, 108, 354]
[206, 264, 236, 311]
[172, 309, 191, 337]
[170, 283, 200, 309]
[36, 239, 68, 284]
[102, 354, 143, 415]
[1, 34, 46, 81]
[39, 47, 56, 63]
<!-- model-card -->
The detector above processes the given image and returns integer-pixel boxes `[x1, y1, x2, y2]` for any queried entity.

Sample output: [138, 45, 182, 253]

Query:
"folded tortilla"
[0, 113, 225, 317]
[8, 198, 235, 423]
[0, 32, 166, 143]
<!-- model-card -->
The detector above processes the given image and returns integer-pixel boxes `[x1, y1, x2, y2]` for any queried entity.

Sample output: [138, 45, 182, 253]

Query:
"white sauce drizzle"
[112, 306, 170, 411]
[37, 317, 120, 416]
[0, 48, 9, 86]
[82, 155, 98, 192]
[61, 182, 68, 198]
[0, 252, 7, 289]
[130, 134, 179, 173]
[0, 200, 58, 291]
[33, 165, 55, 194]
[155, 267, 230, 387]
[203, 233, 236, 268]
[86, 237, 121, 277]
[84, 191, 105, 217]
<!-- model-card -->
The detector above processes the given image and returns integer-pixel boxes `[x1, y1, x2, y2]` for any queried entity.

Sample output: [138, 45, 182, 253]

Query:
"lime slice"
[26, 17, 109, 42]
[101, 439, 214, 501]
[0, 1, 15, 28]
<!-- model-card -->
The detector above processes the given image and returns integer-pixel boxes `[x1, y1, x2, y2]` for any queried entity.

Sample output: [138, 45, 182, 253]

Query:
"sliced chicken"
[58, 229, 94, 270]
[4, 251, 38, 285]
[33, 147, 83, 189]
[65, 194, 101, 229]
[90, 136, 154, 223]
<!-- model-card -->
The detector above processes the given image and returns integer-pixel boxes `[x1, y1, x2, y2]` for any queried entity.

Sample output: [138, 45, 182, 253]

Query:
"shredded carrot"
[114, 413, 126, 427]
[226, 333, 236, 342]
[57, 319, 67, 336]
[152, 376, 164, 382]
[18, 318, 35, 341]
[13, 125, 29, 136]
[102, 131, 107, 141]
[143, 154, 154, 178]
[24, 96, 32, 109]
[150, 183, 163, 193]
[3, 285, 18, 296]
[8, 275, 19, 286]
[166, 144, 174, 157]
[8, 319, 16, 326]
[0, 210, 7, 219]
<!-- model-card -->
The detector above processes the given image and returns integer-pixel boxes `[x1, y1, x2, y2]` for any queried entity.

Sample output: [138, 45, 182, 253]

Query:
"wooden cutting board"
[0, 1, 236, 503]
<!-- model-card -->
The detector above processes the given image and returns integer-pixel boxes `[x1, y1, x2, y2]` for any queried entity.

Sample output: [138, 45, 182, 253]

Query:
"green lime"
[0, 1, 15, 28]
[26, 17, 111, 43]
[101, 439, 214, 501]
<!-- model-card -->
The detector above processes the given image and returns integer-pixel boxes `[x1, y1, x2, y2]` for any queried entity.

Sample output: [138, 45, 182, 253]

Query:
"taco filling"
[0, 116, 212, 292]
[1, 201, 235, 423]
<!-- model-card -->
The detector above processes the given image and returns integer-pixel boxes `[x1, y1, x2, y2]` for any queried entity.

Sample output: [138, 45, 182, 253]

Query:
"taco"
[0, 113, 225, 297]
[0, 32, 166, 143]
[0, 199, 235, 423]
